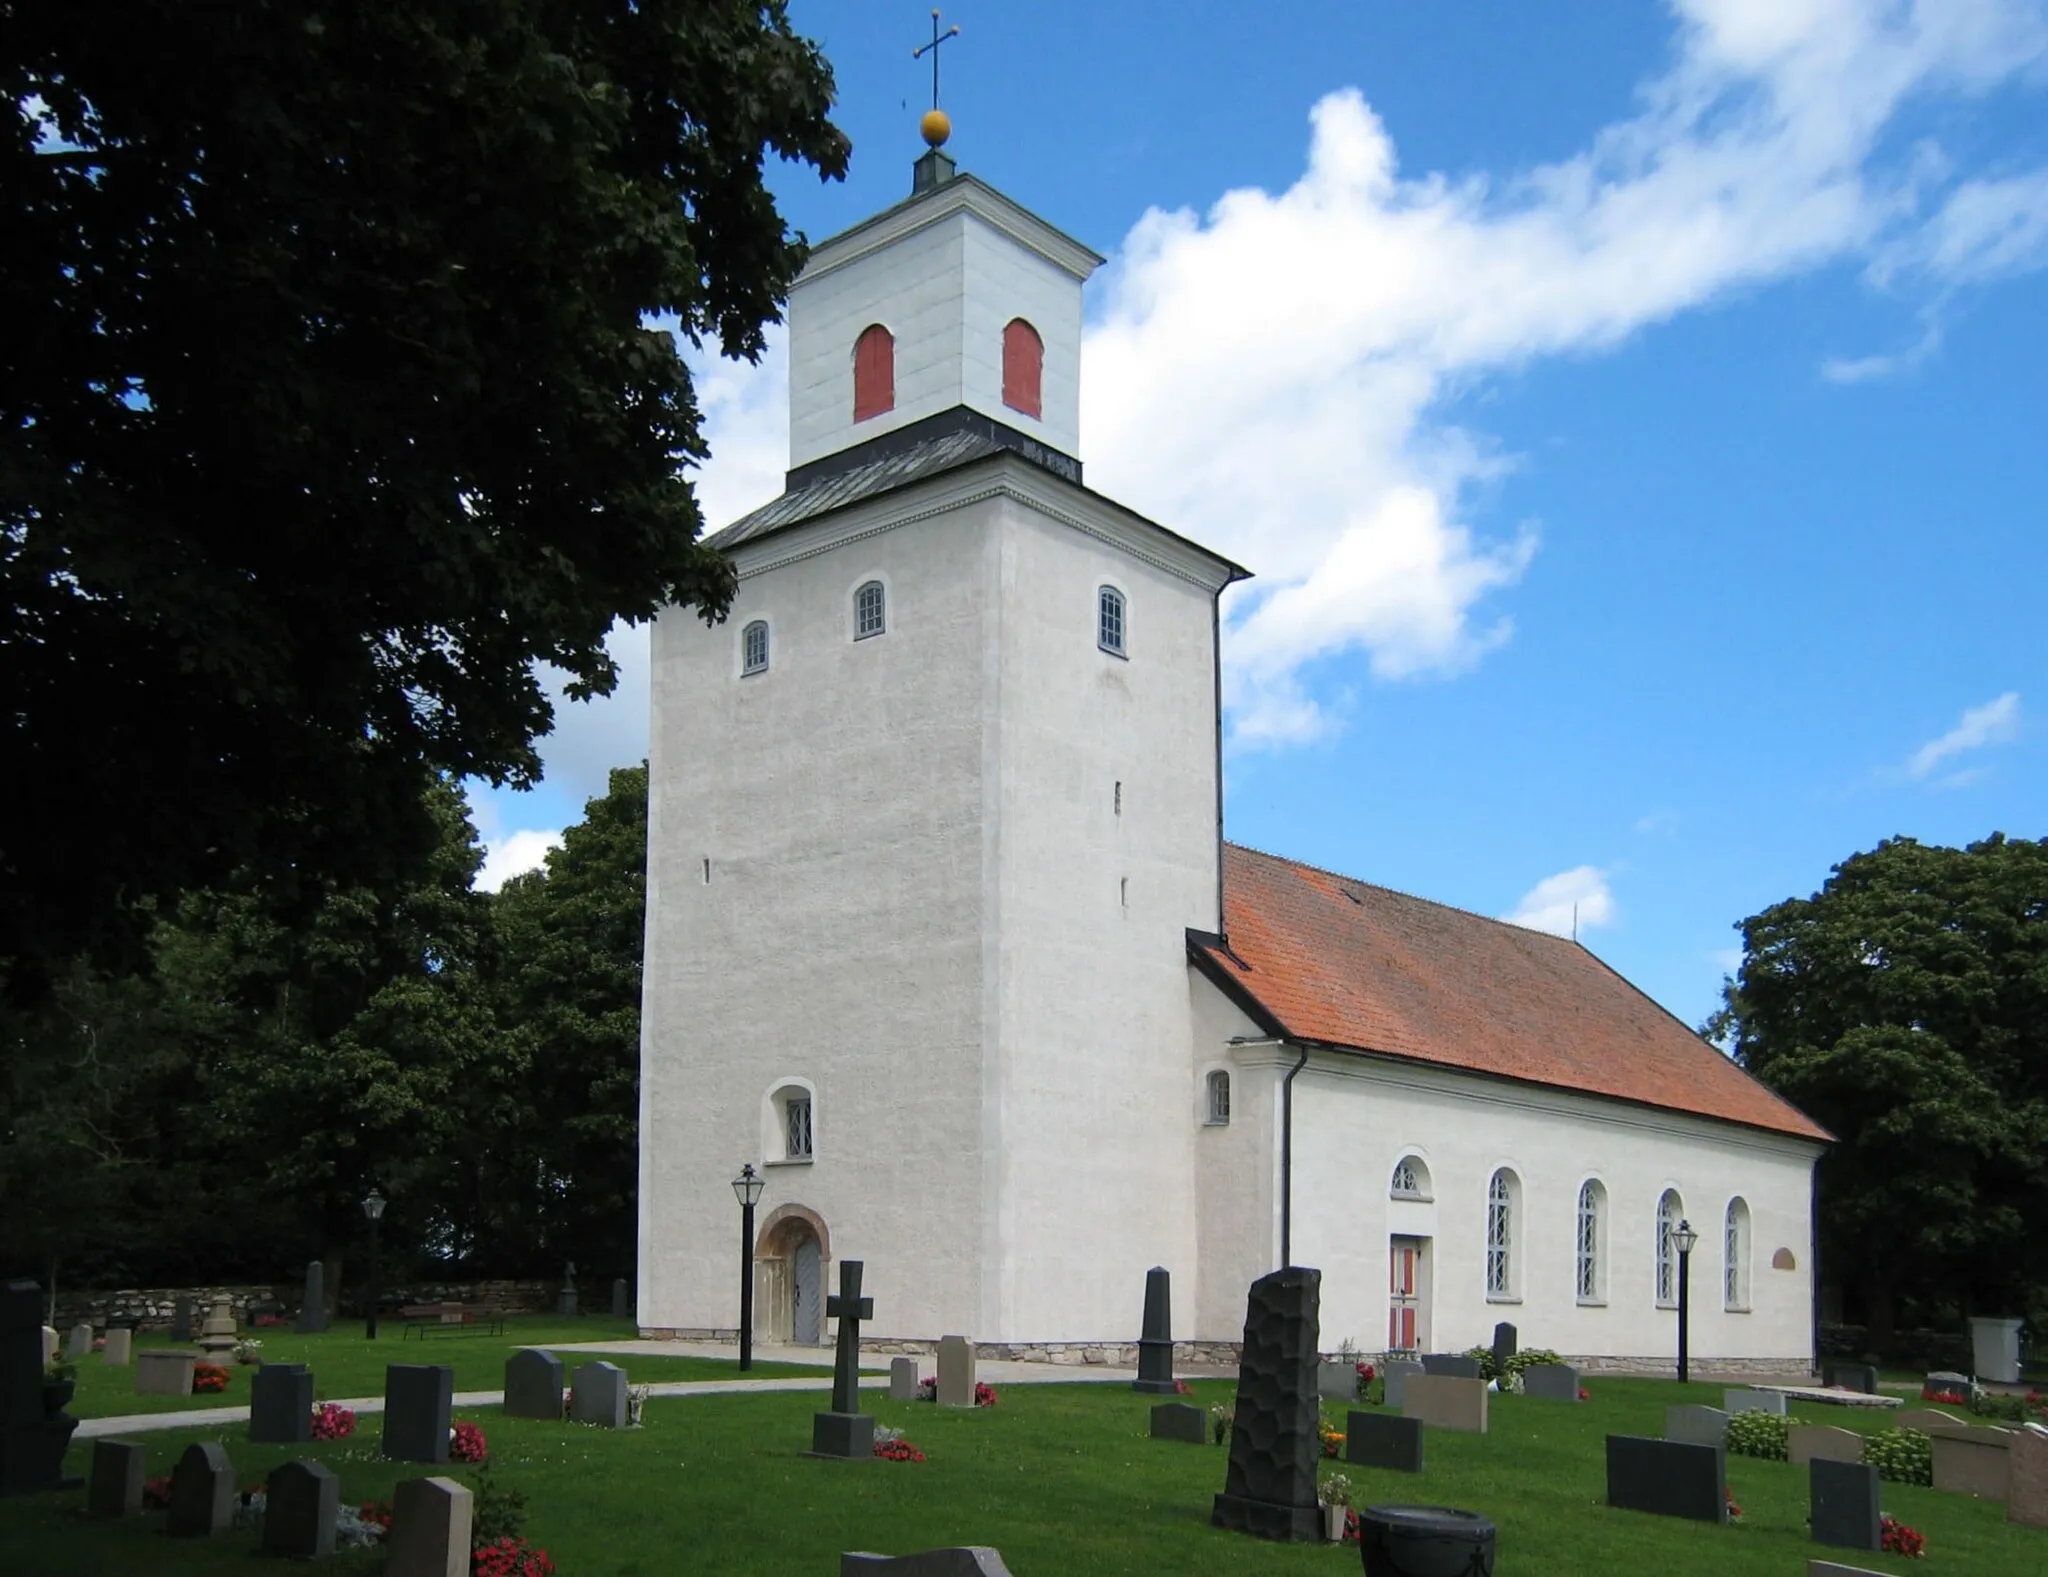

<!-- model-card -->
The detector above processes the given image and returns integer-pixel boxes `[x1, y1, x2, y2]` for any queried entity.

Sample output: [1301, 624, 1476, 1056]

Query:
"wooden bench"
[399, 1301, 508, 1339]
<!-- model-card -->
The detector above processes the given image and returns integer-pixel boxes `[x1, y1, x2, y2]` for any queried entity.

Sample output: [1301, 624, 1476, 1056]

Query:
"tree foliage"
[1709, 834, 2048, 1341]
[1, 1, 848, 997]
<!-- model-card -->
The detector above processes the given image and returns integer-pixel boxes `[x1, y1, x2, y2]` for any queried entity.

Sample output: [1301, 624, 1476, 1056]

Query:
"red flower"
[973, 1381, 998, 1407]
[1725, 1486, 1743, 1519]
[471, 1536, 555, 1577]
[1881, 1515, 1926, 1558]
[449, 1420, 489, 1464]
[358, 1500, 394, 1530]
[1356, 1362, 1376, 1382]
[1173, 1378, 1192, 1395]
[874, 1438, 927, 1462]
[191, 1363, 231, 1395]
[311, 1403, 356, 1439]
[141, 1476, 172, 1510]
[1578, 1387, 1591, 1401]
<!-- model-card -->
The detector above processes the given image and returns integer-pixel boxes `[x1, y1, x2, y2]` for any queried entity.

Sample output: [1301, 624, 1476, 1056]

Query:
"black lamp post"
[361, 1188, 387, 1340]
[1672, 1217, 1700, 1384]
[731, 1164, 764, 1372]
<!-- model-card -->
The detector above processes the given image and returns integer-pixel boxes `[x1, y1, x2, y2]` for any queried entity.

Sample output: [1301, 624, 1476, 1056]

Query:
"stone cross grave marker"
[296, 1260, 329, 1335]
[251, 1361, 315, 1444]
[571, 1360, 627, 1427]
[936, 1334, 976, 1408]
[809, 1259, 875, 1459]
[101, 1327, 132, 1365]
[383, 1364, 454, 1463]
[1210, 1265, 1322, 1542]
[503, 1349, 565, 1420]
[1790, 1424, 1866, 1467]
[387, 1475, 474, 1577]
[890, 1356, 919, 1401]
[4, 1278, 79, 1496]
[1346, 1410, 1423, 1473]
[1132, 1266, 1178, 1394]
[1150, 1401, 1206, 1444]
[1606, 1434, 1727, 1523]
[166, 1440, 235, 1537]
[264, 1458, 341, 1558]
[88, 1438, 147, 1517]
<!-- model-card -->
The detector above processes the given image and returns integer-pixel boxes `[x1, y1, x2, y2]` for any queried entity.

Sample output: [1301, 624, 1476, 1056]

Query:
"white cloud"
[475, 828, 564, 893]
[1503, 866, 1616, 938]
[1906, 690, 2022, 779]
[1711, 946, 1746, 974]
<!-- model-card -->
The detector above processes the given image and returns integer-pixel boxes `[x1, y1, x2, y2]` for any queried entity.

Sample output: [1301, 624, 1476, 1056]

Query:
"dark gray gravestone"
[1422, 1352, 1483, 1380]
[166, 1441, 235, 1536]
[611, 1278, 630, 1320]
[1345, 1410, 1423, 1473]
[1491, 1321, 1517, 1372]
[503, 1349, 564, 1420]
[1606, 1434, 1726, 1522]
[294, 1261, 328, 1335]
[249, 1362, 313, 1444]
[1, 1277, 79, 1495]
[557, 1260, 579, 1317]
[889, 1356, 918, 1401]
[570, 1360, 627, 1427]
[1522, 1362, 1580, 1401]
[263, 1459, 340, 1558]
[169, 1296, 196, 1343]
[381, 1364, 453, 1463]
[1811, 1458, 1882, 1551]
[1381, 1357, 1425, 1409]
[1132, 1267, 1178, 1394]
[1150, 1401, 1206, 1444]
[1823, 1361, 1879, 1395]
[808, 1259, 875, 1460]
[1210, 1266, 1322, 1542]
[87, 1438, 147, 1517]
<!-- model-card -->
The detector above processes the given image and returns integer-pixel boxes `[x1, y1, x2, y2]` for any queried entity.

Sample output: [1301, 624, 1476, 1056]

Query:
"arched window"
[1576, 1180, 1606, 1303]
[1656, 1189, 1685, 1307]
[1098, 585, 1126, 656]
[1001, 318, 1044, 418]
[1205, 1070, 1231, 1125]
[854, 580, 886, 640]
[853, 324, 894, 421]
[1390, 1155, 1431, 1200]
[742, 620, 770, 676]
[768, 1081, 814, 1162]
[1486, 1169, 1517, 1298]
[1725, 1197, 1751, 1311]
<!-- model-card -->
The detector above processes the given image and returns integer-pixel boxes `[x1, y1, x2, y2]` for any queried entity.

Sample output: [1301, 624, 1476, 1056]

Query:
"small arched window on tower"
[853, 324, 895, 421]
[854, 580, 886, 640]
[1098, 585, 1126, 657]
[741, 619, 770, 676]
[1205, 1069, 1231, 1126]
[1001, 318, 1043, 419]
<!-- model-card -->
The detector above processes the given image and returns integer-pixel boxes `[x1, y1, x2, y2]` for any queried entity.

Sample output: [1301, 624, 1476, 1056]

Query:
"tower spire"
[911, 9, 961, 194]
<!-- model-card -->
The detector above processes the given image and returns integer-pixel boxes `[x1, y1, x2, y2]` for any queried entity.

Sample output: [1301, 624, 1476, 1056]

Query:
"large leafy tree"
[1, 1, 849, 998]
[1708, 835, 2048, 1346]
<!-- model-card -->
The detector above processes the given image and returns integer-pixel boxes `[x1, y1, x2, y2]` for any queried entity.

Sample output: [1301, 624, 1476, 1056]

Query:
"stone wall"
[50, 1278, 559, 1331]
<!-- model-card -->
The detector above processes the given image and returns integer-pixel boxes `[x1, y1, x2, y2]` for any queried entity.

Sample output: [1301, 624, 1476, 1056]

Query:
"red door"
[1388, 1239, 1420, 1351]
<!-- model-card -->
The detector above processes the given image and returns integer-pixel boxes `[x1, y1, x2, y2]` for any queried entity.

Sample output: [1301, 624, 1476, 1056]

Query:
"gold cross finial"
[913, 9, 961, 147]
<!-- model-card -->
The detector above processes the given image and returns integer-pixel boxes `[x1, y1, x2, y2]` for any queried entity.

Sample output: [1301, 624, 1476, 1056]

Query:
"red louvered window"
[1001, 318, 1043, 418]
[853, 324, 894, 421]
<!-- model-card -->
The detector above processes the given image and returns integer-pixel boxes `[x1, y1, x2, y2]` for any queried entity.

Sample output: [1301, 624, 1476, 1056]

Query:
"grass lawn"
[2, 1375, 2038, 1575]
[61, 1317, 829, 1419]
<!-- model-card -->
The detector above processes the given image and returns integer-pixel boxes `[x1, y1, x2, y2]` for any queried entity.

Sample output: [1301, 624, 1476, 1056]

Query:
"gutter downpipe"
[1280, 1042, 1310, 1268]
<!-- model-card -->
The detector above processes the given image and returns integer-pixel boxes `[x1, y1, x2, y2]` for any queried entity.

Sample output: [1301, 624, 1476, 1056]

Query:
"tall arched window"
[1576, 1179, 1606, 1303]
[854, 580, 886, 640]
[853, 324, 894, 421]
[742, 619, 770, 676]
[1098, 585, 1126, 656]
[1001, 318, 1044, 418]
[1205, 1070, 1231, 1125]
[1486, 1169, 1517, 1298]
[1656, 1189, 1685, 1307]
[1725, 1197, 1751, 1311]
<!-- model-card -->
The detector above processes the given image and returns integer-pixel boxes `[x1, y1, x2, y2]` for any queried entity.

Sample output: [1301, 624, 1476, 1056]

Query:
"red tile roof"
[1192, 844, 1830, 1144]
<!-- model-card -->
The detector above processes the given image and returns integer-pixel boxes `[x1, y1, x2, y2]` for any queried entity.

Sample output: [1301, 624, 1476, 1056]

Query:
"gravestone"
[263, 1458, 341, 1558]
[841, 1550, 1014, 1575]
[1811, 1458, 1881, 1550]
[1665, 1404, 1729, 1448]
[503, 1349, 565, 1420]
[295, 1260, 329, 1335]
[1931, 1424, 2013, 1500]
[1726, 1387, 1787, 1415]
[936, 1334, 976, 1408]
[1210, 1265, 1322, 1542]
[808, 1259, 875, 1459]
[889, 1356, 918, 1402]
[65, 1323, 93, 1360]
[1317, 1361, 1356, 1401]
[1150, 1401, 1207, 1444]
[556, 1260, 578, 1318]
[1132, 1267, 1178, 1394]
[2010, 1427, 2048, 1529]
[135, 1350, 197, 1397]
[611, 1278, 630, 1320]
[40, 1325, 57, 1365]
[195, 1298, 237, 1367]
[1491, 1321, 1517, 1372]
[1345, 1409, 1423, 1473]
[1895, 1409, 1966, 1434]
[1925, 1369, 1971, 1396]
[1823, 1360, 1878, 1394]
[101, 1327, 132, 1365]
[1381, 1357, 1425, 1409]
[169, 1296, 196, 1343]
[386, 1475, 473, 1577]
[571, 1360, 627, 1427]
[88, 1438, 147, 1517]
[1522, 1362, 1580, 1401]
[1420, 1351, 1482, 1380]
[382, 1364, 454, 1463]
[1, 1278, 80, 1495]
[250, 1361, 314, 1444]
[166, 1440, 235, 1536]
[1790, 1424, 1866, 1467]
[1606, 1434, 1727, 1522]
[1402, 1374, 1488, 1433]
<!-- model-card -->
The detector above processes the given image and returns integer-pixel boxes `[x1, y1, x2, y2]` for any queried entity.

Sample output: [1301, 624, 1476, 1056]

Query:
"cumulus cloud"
[1504, 866, 1616, 938]
[475, 828, 564, 893]
[1906, 690, 2022, 780]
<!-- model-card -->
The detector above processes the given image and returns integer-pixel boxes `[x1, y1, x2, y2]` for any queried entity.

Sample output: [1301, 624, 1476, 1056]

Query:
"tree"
[1708, 835, 2048, 1347]
[1, 2, 849, 998]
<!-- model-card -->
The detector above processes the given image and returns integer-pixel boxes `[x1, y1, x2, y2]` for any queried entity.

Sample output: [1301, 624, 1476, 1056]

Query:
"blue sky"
[471, 0, 2047, 1032]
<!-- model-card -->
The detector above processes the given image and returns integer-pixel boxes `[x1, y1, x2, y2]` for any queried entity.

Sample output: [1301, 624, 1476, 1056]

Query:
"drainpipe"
[1280, 1044, 1309, 1268]
[1211, 589, 1227, 938]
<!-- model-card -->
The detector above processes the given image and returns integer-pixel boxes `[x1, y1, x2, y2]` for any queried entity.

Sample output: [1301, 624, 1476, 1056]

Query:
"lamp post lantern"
[361, 1188, 387, 1340]
[731, 1164, 765, 1372]
[1672, 1218, 1700, 1383]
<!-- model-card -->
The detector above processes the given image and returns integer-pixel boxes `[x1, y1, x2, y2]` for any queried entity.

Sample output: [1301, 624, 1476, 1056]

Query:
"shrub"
[1967, 1390, 2028, 1423]
[468, 1469, 526, 1545]
[1209, 1403, 1233, 1445]
[1864, 1426, 1933, 1486]
[1724, 1409, 1790, 1461]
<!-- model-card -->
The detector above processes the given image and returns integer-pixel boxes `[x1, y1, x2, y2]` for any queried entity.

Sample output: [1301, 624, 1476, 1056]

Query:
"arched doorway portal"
[754, 1205, 831, 1346]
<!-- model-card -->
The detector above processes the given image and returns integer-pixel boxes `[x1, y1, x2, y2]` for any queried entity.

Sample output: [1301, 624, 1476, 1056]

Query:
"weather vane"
[913, 9, 961, 148]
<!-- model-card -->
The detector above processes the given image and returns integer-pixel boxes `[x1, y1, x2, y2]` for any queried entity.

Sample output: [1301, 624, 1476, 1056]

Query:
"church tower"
[638, 118, 1247, 1349]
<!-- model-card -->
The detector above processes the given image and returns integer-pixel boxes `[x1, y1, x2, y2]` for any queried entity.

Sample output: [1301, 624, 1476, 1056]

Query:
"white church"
[636, 128, 1830, 1375]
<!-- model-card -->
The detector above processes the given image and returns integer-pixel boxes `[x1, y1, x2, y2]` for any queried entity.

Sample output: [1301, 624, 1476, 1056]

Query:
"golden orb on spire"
[920, 107, 952, 148]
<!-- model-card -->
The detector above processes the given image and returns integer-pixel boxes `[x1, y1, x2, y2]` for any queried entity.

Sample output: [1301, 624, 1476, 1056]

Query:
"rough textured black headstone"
[1822, 1361, 1879, 1395]
[381, 1364, 453, 1463]
[249, 1362, 314, 1444]
[1421, 1352, 1483, 1380]
[611, 1278, 630, 1319]
[1491, 1322, 1517, 1371]
[1150, 1401, 1206, 1444]
[808, 1411, 876, 1459]
[166, 1441, 234, 1536]
[1605, 1435, 1726, 1523]
[1811, 1458, 1882, 1551]
[1211, 1266, 1322, 1542]
[294, 1261, 328, 1335]
[88, 1438, 147, 1517]
[1133, 1266, 1178, 1394]
[503, 1348, 564, 1420]
[1346, 1410, 1424, 1473]
[0, 1277, 80, 1496]
[1356, 1505, 1496, 1577]
[263, 1459, 340, 1557]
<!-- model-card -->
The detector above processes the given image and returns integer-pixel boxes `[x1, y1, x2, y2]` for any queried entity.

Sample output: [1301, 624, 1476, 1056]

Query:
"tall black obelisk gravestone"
[1, 1278, 80, 1495]
[1212, 1266, 1322, 1541]
[807, 1260, 875, 1460]
[1133, 1266, 1179, 1394]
